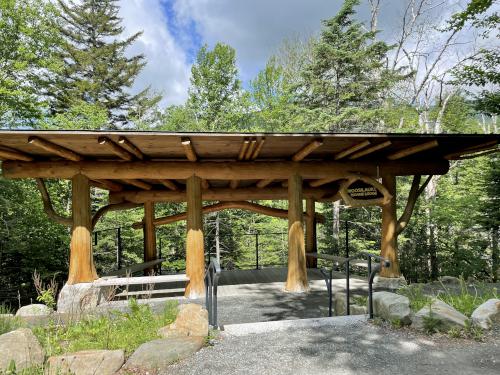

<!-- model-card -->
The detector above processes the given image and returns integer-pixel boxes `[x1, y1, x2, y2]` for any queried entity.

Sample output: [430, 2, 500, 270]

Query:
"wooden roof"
[0, 130, 498, 162]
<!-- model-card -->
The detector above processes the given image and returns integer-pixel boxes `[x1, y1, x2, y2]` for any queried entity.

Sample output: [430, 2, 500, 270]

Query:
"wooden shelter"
[0, 130, 498, 297]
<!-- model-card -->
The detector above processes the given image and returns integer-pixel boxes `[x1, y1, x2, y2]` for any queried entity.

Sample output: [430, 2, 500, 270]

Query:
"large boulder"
[158, 303, 208, 338]
[15, 304, 52, 317]
[0, 328, 44, 371]
[373, 276, 407, 290]
[372, 291, 412, 325]
[124, 337, 204, 372]
[46, 349, 124, 375]
[471, 299, 500, 330]
[437, 276, 461, 285]
[57, 283, 102, 315]
[333, 293, 367, 316]
[413, 299, 467, 331]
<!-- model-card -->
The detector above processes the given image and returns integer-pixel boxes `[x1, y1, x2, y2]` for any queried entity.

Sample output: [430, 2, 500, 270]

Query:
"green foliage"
[397, 285, 432, 312]
[34, 299, 178, 356]
[0, 305, 23, 335]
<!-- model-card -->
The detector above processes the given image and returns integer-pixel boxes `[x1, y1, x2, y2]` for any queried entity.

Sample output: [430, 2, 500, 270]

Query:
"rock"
[0, 328, 44, 371]
[438, 276, 461, 285]
[373, 276, 407, 290]
[124, 337, 204, 372]
[158, 303, 208, 338]
[471, 299, 500, 330]
[413, 299, 468, 331]
[57, 282, 102, 315]
[332, 293, 367, 316]
[371, 291, 412, 325]
[46, 349, 124, 375]
[15, 304, 53, 317]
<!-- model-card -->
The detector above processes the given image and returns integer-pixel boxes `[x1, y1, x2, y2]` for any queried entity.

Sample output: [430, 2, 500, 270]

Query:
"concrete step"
[222, 314, 367, 336]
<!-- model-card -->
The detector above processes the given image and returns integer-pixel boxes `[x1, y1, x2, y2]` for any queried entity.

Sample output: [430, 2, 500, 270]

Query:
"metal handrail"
[204, 257, 221, 328]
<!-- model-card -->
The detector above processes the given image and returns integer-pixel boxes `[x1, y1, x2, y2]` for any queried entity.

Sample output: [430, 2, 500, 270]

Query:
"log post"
[380, 175, 401, 277]
[185, 175, 205, 298]
[285, 173, 309, 292]
[67, 174, 97, 284]
[143, 201, 157, 275]
[305, 198, 317, 268]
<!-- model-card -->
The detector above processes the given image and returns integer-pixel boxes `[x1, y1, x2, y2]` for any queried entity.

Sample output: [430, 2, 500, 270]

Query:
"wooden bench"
[103, 258, 166, 277]
[306, 253, 369, 268]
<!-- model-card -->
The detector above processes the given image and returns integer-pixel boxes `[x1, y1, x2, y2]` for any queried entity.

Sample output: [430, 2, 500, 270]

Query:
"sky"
[118, 0, 474, 107]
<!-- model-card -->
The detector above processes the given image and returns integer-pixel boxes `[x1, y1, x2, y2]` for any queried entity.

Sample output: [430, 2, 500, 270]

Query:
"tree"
[46, 0, 160, 128]
[187, 43, 247, 131]
[297, 0, 403, 131]
[0, 0, 59, 128]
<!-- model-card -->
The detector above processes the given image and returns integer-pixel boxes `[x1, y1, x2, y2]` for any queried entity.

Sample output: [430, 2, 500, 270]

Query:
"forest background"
[0, 0, 498, 306]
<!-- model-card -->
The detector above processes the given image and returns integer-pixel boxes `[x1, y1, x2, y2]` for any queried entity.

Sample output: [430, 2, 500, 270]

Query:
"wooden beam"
[28, 136, 83, 161]
[285, 173, 308, 292]
[0, 146, 34, 162]
[90, 179, 123, 192]
[251, 138, 265, 160]
[237, 139, 250, 160]
[159, 179, 178, 191]
[143, 201, 157, 275]
[334, 140, 371, 160]
[121, 179, 152, 190]
[379, 175, 400, 278]
[181, 137, 197, 162]
[118, 136, 144, 160]
[229, 180, 239, 189]
[67, 174, 97, 284]
[292, 139, 323, 161]
[98, 137, 134, 161]
[132, 201, 324, 228]
[110, 186, 339, 204]
[201, 179, 210, 189]
[309, 177, 340, 188]
[305, 198, 317, 268]
[185, 176, 205, 298]
[348, 141, 392, 160]
[35, 179, 73, 226]
[445, 140, 499, 160]
[387, 140, 439, 160]
[2, 159, 450, 180]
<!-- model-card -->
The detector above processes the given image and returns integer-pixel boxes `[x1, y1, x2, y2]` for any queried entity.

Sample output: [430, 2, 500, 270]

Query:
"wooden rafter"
[98, 137, 134, 161]
[387, 140, 439, 160]
[90, 179, 123, 192]
[159, 179, 178, 191]
[0, 146, 34, 162]
[181, 137, 197, 161]
[92, 202, 142, 229]
[245, 139, 257, 160]
[445, 140, 499, 160]
[251, 138, 265, 160]
[131, 201, 325, 229]
[309, 177, 340, 187]
[348, 141, 392, 160]
[334, 140, 371, 160]
[118, 136, 144, 160]
[237, 139, 250, 160]
[28, 136, 82, 161]
[292, 139, 323, 161]
[256, 179, 274, 188]
[201, 179, 210, 189]
[121, 179, 152, 190]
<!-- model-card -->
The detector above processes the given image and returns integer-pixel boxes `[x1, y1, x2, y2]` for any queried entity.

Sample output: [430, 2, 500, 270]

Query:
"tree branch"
[92, 202, 142, 230]
[35, 178, 73, 227]
[396, 174, 433, 235]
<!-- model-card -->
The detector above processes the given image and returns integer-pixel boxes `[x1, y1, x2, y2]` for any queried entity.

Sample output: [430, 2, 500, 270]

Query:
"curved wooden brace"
[35, 179, 73, 227]
[339, 174, 392, 208]
[396, 175, 432, 235]
[132, 201, 324, 229]
[92, 202, 143, 230]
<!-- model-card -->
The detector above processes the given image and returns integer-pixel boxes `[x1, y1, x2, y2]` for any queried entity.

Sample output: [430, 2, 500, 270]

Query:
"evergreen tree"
[46, 0, 160, 128]
[298, 0, 404, 131]
[188, 43, 246, 131]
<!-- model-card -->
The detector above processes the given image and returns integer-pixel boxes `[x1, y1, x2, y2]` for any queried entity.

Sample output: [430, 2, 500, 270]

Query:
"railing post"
[346, 258, 350, 316]
[117, 227, 122, 270]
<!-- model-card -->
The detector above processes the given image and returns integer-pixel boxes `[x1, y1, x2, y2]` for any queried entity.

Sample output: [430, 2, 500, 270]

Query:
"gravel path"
[164, 322, 500, 375]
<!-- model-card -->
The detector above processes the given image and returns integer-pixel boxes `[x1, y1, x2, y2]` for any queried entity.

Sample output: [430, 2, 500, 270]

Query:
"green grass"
[397, 284, 432, 312]
[0, 304, 24, 335]
[34, 299, 178, 356]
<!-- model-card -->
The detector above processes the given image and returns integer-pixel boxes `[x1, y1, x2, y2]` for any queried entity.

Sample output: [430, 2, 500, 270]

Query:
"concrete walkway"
[164, 318, 500, 375]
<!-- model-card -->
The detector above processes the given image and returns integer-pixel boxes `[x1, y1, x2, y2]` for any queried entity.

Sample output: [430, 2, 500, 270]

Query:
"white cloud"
[119, 0, 190, 106]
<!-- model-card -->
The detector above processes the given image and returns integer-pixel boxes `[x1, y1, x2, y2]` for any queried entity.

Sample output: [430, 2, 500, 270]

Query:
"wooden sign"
[340, 175, 392, 207]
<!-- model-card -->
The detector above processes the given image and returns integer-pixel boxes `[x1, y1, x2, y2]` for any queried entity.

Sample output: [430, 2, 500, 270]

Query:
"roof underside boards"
[0, 131, 497, 162]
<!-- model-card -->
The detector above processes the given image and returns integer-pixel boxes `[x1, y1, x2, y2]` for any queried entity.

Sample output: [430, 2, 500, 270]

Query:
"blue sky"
[118, 0, 478, 107]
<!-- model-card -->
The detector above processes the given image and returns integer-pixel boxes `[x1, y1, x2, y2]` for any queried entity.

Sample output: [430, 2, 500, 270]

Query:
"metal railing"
[310, 252, 390, 318]
[204, 257, 221, 328]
